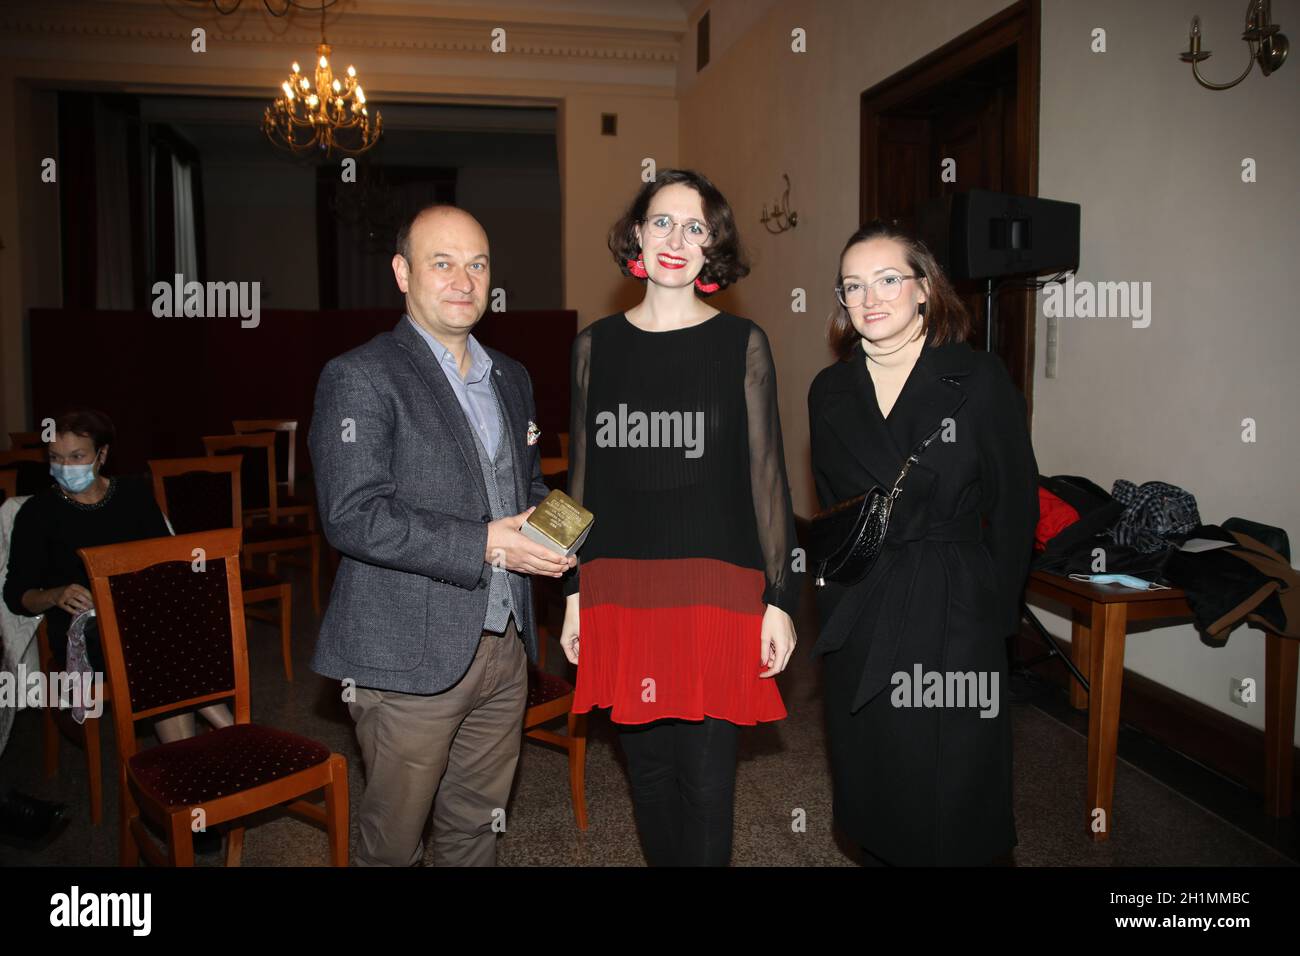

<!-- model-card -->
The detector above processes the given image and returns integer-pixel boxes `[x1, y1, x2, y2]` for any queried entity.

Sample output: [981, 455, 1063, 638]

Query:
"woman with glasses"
[558, 169, 802, 866]
[807, 220, 1038, 866]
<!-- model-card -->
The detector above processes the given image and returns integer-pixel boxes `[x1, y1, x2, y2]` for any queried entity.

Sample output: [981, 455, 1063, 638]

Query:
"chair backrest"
[149, 456, 242, 533]
[78, 528, 250, 761]
[232, 420, 297, 496]
[8, 431, 44, 451]
[0, 449, 50, 496]
[202, 433, 277, 518]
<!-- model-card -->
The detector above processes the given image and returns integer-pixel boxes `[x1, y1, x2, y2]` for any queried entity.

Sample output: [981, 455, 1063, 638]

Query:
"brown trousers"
[347, 618, 527, 866]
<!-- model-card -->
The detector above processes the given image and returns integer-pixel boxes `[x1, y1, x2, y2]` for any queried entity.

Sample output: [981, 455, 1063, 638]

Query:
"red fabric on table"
[1035, 486, 1080, 551]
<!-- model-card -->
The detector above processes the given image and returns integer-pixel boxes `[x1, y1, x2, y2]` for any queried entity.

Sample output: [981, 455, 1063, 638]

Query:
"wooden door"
[861, 1, 1040, 413]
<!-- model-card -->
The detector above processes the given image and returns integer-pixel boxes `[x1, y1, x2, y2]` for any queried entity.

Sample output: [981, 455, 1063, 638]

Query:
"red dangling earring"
[627, 257, 649, 279]
[695, 276, 720, 293]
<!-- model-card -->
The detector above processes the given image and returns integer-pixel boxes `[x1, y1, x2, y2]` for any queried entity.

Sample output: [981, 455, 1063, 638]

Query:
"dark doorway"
[860, 0, 1041, 413]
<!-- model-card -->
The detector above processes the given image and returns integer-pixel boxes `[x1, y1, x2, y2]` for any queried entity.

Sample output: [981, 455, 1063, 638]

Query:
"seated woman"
[2, 408, 233, 743]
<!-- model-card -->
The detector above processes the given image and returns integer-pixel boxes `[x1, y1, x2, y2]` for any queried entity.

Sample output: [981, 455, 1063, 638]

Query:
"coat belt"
[813, 510, 984, 713]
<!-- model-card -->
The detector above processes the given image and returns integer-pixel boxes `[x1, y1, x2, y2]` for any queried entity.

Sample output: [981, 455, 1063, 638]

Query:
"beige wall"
[676, 0, 1013, 515]
[1033, 0, 1299, 741]
[560, 91, 679, 329]
[678, 0, 1300, 743]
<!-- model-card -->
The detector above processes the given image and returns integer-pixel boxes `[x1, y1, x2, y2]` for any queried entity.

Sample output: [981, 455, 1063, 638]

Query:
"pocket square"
[527, 421, 541, 446]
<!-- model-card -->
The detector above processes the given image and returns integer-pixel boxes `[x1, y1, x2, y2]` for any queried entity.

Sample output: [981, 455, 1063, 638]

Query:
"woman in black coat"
[807, 220, 1039, 866]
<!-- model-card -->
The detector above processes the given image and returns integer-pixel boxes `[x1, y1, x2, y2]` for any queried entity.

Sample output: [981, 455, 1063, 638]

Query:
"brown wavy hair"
[828, 219, 971, 360]
[607, 169, 749, 296]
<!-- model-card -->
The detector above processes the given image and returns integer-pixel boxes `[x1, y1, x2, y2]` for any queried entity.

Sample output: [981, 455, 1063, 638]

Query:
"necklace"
[58, 476, 117, 511]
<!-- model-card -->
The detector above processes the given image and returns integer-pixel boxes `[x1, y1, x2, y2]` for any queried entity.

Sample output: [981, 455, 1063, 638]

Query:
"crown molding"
[0, 1, 685, 65]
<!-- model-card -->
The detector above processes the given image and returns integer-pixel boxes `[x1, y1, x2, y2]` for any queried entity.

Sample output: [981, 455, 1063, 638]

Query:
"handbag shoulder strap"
[889, 376, 963, 496]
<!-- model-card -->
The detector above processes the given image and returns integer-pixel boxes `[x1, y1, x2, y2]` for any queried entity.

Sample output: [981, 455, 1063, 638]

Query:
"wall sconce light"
[760, 174, 798, 234]
[1179, 0, 1288, 90]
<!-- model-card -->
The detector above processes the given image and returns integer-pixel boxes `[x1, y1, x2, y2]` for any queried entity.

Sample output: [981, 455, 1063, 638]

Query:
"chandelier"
[261, 2, 382, 157]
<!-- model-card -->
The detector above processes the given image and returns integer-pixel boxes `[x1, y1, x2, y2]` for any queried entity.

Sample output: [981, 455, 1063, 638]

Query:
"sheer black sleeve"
[744, 322, 803, 616]
[560, 327, 592, 597]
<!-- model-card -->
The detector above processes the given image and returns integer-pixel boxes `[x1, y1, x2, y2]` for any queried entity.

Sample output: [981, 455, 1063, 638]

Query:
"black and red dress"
[563, 311, 802, 725]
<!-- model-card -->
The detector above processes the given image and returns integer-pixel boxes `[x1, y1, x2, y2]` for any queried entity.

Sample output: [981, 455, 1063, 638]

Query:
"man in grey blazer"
[308, 204, 574, 866]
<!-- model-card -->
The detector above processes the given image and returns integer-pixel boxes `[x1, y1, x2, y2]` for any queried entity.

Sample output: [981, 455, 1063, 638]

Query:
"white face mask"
[50, 450, 100, 493]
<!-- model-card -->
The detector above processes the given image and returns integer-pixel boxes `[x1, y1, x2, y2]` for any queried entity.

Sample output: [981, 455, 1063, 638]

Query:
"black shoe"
[0, 789, 71, 847]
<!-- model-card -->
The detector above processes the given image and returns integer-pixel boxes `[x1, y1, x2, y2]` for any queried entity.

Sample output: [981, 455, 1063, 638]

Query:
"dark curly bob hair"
[607, 169, 749, 296]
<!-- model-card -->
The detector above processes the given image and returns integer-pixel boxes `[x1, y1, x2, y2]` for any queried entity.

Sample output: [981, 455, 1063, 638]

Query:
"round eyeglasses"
[835, 274, 920, 308]
[641, 215, 712, 246]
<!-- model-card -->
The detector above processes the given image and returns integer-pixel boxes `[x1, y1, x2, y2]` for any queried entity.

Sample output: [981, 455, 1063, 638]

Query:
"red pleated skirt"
[571, 556, 787, 726]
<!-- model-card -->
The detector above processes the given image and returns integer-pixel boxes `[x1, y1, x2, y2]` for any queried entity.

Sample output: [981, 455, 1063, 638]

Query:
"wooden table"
[1024, 570, 1298, 841]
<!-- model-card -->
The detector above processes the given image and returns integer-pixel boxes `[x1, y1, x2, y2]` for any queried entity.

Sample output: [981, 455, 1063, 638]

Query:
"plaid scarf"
[1110, 479, 1201, 553]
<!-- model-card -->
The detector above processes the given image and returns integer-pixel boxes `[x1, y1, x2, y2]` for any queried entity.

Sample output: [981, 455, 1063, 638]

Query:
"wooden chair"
[8, 431, 44, 451]
[149, 455, 295, 680]
[79, 527, 348, 867]
[232, 420, 314, 532]
[541, 431, 570, 478]
[0, 448, 45, 464]
[522, 620, 588, 830]
[0, 448, 49, 498]
[201, 433, 321, 615]
[37, 617, 111, 826]
[231, 419, 302, 499]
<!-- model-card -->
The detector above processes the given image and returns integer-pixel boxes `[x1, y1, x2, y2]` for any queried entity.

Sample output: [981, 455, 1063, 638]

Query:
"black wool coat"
[808, 333, 1039, 865]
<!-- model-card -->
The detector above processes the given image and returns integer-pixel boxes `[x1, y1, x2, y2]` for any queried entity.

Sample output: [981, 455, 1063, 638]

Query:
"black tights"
[617, 717, 739, 867]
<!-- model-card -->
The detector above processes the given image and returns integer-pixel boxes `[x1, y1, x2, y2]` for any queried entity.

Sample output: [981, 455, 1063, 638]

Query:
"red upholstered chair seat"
[527, 665, 573, 708]
[127, 723, 331, 807]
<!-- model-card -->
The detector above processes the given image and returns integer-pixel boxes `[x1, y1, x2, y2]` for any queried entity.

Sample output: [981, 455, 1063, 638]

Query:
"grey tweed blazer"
[307, 316, 551, 695]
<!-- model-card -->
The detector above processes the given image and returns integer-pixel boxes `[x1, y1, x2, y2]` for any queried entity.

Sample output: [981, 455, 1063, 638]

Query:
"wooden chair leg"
[168, 811, 195, 866]
[310, 538, 321, 616]
[280, 587, 293, 681]
[225, 825, 245, 867]
[84, 716, 104, 826]
[119, 768, 140, 867]
[325, 754, 349, 866]
[567, 710, 589, 830]
[42, 696, 59, 778]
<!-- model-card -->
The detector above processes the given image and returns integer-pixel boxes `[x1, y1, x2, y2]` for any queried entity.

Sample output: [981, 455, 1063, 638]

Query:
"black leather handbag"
[810, 379, 963, 587]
